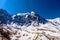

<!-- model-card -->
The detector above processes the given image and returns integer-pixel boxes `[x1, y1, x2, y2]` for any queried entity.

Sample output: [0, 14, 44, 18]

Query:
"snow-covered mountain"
[12, 11, 48, 26]
[0, 9, 60, 40]
[0, 9, 48, 26]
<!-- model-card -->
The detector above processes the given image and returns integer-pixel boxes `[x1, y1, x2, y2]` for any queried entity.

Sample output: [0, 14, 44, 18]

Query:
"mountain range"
[0, 9, 48, 26]
[0, 9, 60, 40]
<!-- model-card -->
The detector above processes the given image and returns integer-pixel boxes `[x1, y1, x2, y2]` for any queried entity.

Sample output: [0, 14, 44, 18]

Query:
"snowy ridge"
[12, 11, 48, 26]
[48, 18, 60, 25]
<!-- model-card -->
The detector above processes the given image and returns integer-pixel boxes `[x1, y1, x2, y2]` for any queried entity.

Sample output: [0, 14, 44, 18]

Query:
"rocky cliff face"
[0, 9, 12, 24]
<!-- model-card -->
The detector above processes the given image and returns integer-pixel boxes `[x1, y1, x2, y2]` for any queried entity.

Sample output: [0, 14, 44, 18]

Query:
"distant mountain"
[0, 9, 12, 24]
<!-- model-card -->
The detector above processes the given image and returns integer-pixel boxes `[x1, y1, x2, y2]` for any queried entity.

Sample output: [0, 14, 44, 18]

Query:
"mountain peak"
[0, 9, 48, 26]
[12, 11, 48, 26]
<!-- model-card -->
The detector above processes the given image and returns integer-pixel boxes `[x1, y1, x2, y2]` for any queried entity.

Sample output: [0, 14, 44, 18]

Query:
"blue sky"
[0, 0, 60, 19]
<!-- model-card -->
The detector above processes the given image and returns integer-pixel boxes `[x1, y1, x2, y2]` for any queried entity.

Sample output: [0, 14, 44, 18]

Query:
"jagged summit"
[12, 11, 48, 26]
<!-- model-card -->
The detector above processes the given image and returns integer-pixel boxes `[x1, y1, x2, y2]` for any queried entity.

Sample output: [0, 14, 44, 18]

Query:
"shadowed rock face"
[12, 12, 48, 26]
[0, 9, 12, 24]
